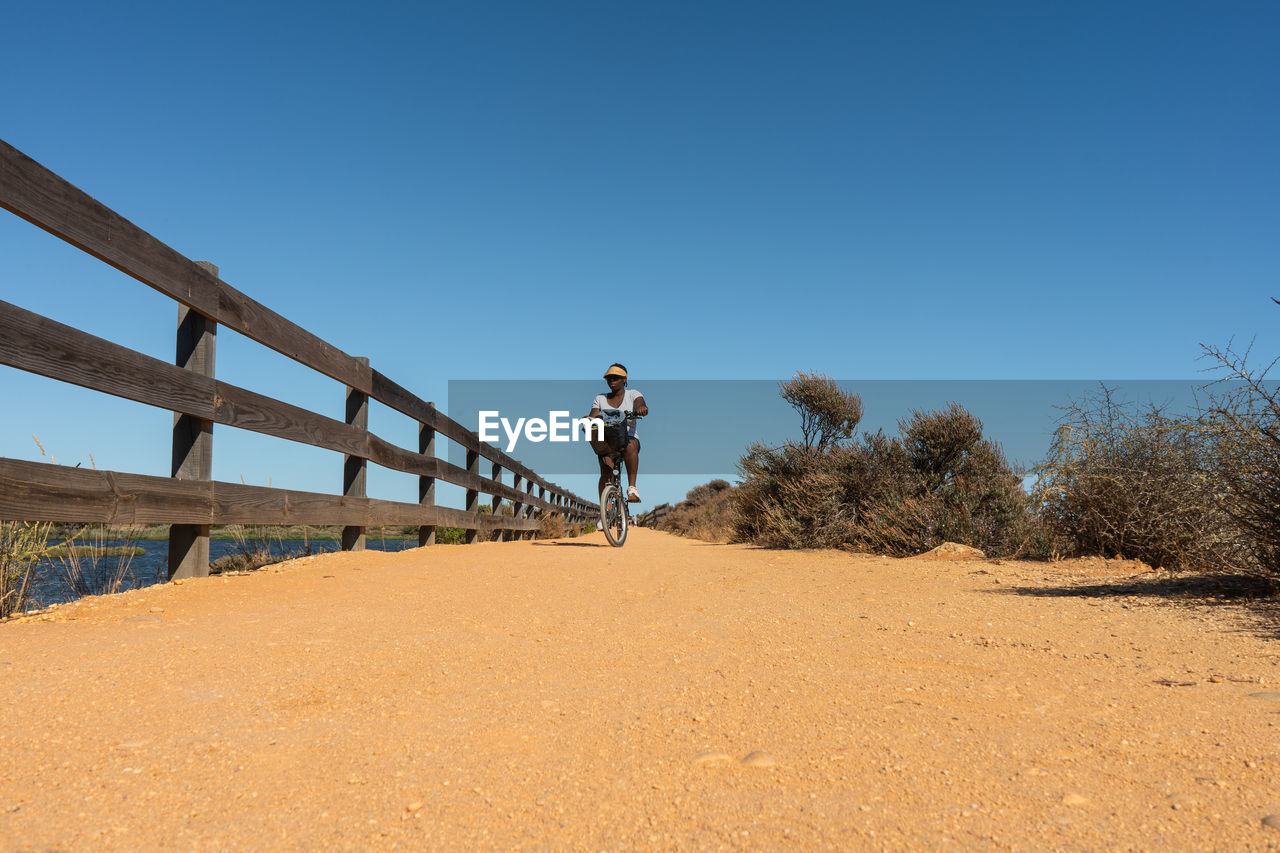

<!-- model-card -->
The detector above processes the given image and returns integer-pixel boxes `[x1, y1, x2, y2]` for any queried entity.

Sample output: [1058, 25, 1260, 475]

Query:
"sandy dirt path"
[2, 528, 1280, 851]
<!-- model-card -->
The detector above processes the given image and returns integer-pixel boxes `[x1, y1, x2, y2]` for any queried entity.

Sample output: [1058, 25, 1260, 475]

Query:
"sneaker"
[627, 486, 641, 502]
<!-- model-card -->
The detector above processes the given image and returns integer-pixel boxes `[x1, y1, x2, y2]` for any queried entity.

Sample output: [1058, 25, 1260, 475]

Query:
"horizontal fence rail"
[0, 458, 540, 531]
[0, 139, 592, 577]
[635, 503, 671, 528]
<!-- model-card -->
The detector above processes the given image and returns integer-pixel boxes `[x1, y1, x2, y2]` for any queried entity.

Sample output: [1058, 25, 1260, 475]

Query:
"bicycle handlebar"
[584, 411, 644, 420]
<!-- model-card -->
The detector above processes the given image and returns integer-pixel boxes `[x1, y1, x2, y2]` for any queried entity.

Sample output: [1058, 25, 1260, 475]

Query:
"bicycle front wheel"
[600, 484, 628, 547]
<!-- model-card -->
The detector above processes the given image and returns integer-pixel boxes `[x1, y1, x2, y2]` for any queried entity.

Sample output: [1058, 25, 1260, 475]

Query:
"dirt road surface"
[3, 529, 1280, 850]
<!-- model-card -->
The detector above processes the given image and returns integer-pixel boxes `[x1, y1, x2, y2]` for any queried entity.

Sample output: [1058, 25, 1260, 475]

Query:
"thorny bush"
[1201, 332, 1280, 577]
[1032, 386, 1240, 571]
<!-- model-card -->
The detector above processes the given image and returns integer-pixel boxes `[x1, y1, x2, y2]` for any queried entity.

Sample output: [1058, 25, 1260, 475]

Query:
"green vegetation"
[434, 526, 467, 545]
[49, 524, 153, 599]
[43, 545, 145, 558]
[1, 521, 52, 618]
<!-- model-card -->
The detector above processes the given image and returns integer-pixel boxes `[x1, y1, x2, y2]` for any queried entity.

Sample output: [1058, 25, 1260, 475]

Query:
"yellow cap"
[604, 365, 627, 379]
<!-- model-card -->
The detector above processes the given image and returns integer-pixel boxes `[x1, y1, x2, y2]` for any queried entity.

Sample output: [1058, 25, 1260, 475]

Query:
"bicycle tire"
[600, 484, 628, 547]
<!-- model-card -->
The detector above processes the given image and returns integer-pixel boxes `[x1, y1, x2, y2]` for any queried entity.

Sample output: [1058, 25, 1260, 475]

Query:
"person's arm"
[634, 394, 648, 417]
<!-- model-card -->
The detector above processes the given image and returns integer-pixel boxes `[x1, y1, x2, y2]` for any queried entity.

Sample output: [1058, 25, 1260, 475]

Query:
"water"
[25, 536, 419, 609]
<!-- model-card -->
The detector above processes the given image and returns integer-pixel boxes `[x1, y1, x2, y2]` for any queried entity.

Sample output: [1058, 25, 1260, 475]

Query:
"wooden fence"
[0, 139, 592, 578]
[635, 503, 672, 528]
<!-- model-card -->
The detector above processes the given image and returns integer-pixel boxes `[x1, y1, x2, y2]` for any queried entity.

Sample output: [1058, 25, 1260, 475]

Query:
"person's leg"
[597, 453, 612, 497]
[623, 438, 640, 495]
[589, 435, 614, 466]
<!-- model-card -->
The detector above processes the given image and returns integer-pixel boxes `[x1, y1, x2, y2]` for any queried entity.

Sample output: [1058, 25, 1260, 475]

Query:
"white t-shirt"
[592, 388, 643, 439]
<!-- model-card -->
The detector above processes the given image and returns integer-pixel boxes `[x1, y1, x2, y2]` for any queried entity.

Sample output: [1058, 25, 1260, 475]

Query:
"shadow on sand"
[995, 571, 1280, 640]
[531, 541, 607, 548]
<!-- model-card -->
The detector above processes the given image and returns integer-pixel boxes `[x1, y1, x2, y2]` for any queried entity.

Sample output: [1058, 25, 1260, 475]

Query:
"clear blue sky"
[2, 0, 1277, 510]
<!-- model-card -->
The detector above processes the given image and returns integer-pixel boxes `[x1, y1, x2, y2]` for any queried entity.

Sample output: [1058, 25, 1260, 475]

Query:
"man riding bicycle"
[589, 363, 648, 502]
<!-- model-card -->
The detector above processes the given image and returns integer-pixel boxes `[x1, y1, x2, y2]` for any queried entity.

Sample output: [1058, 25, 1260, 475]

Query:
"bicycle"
[598, 411, 640, 547]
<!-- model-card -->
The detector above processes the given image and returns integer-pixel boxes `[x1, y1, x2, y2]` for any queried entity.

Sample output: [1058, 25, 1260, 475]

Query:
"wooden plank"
[208, 483, 364, 526]
[0, 300, 217, 419]
[427, 457, 557, 513]
[369, 370, 592, 509]
[371, 369, 556, 489]
[371, 372, 543, 486]
[429, 457, 483, 494]
[209, 487, 535, 530]
[0, 310, 476, 489]
[0, 301, 384, 460]
[0, 458, 538, 531]
[0, 141, 218, 317]
[0, 458, 212, 525]
[212, 382, 371, 457]
[370, 371, 476, 450]
[0, 140, 371, 392]
[367, 435, 438, 478]
[216, 286, 370, 392]
[0, 141, 592, 511]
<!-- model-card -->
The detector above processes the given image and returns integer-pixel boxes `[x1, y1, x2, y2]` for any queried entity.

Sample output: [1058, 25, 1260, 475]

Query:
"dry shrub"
[209, 547, 280, 574]
[537, 512, 567, 540]
[891, 406, 1039, 557]
[1032, 386, 1240, 571]
[684, 479, 732, 507]
[654, 480, 739, 543]
[779, 372, 864, 449]
[735, 443, 857, 549]
[1202, 335, 1280, 576]
[734, 401, 1036, 557]
[208, 525, 314, 575]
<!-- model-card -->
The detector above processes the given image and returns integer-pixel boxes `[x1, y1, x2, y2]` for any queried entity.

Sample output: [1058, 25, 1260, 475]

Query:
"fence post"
[490, 461, 504, 542]
[501, 471, 517, 537]
[523, 479, 535, 539]
[342, 356, 369, 551]
[168, 260, 218, 580]
[418, 415, 436, 546]
[465, 449, 480, 544]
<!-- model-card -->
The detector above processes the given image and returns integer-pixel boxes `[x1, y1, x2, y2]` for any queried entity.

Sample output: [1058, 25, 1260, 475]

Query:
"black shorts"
[597, 436, 639, 456]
